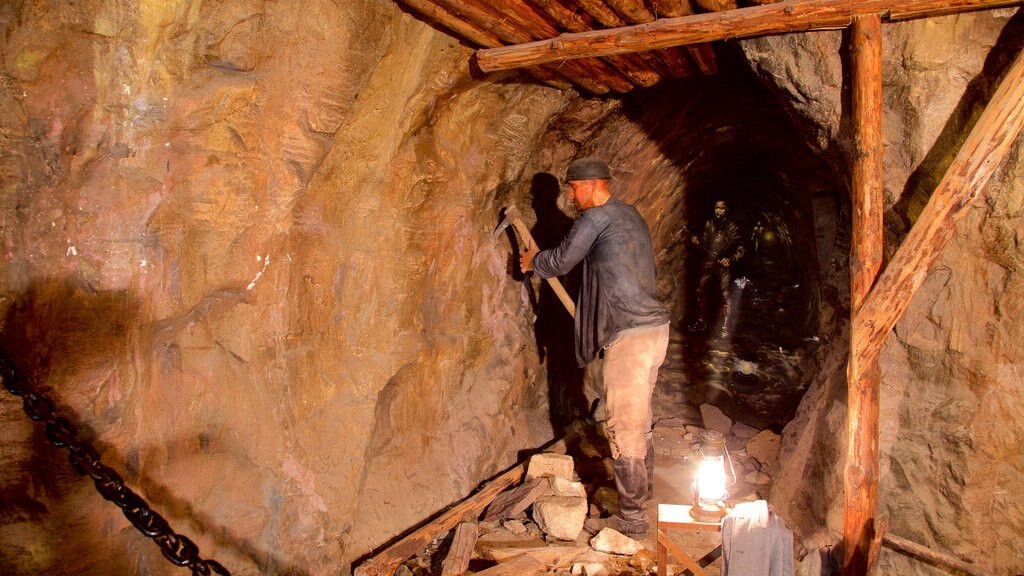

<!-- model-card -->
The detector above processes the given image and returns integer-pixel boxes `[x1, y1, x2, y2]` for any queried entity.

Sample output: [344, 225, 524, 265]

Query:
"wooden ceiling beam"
[650, 0, 718, 75]
[685, 44, 718, 74]
[439, 0, 639, 92]
[572, 0, 692, 78]
[606, 0, 658, 22]
[695, 0, 739, 11]
[395, 0, 575, 90]
[423, 0, 620, 93]
[528, 0, 665, 86]
[650, 0, 696, 18]
[475, 0, 1024, 72]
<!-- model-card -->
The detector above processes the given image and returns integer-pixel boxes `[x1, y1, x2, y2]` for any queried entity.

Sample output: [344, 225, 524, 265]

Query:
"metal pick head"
[493, 206, 522, 237]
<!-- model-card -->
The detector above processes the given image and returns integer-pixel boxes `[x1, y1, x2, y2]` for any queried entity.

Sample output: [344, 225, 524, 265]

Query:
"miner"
[688, 199, 746, 338]
[520, 157, 670, 539]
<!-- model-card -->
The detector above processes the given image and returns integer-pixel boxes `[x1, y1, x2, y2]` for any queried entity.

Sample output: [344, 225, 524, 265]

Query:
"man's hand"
[718, 257, 731, 267]
[690, 235, 700, 245]
[520, 246, 539, 272]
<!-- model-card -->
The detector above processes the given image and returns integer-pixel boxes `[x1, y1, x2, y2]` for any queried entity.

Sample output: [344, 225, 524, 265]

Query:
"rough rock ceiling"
[394, 0, 727, 94]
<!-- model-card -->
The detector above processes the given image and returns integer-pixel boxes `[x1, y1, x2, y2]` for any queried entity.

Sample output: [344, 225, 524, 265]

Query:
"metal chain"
[0, 351, 231, 576]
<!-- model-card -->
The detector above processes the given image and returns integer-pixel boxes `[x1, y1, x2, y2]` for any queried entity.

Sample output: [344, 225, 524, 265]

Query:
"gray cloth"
[533, 198, 668, 367]
[722, 500, 794, 576]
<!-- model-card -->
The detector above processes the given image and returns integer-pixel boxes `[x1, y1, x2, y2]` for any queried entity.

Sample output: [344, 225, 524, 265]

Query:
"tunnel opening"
[539, 45, 848, 434]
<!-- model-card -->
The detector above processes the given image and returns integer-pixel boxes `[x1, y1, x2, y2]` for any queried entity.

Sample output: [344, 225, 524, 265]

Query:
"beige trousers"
[601, 322, 670, 459]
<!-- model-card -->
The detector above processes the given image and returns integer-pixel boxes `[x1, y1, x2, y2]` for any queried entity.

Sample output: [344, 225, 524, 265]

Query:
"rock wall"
[0, 1, 572, 573]
[750, 10, 1024, 575]
[2, 1, 1022, 575]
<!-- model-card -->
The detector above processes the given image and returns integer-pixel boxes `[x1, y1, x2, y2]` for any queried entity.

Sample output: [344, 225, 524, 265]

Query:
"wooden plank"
[436, 0, 635, 92]
[577, 0, 632, 27]
[474, 0, 1023, 72]
[658, 504, 723, 530]
[658, 529, 709, 576]
[658, 539, 668, 576]
[606, 0, 657, 22]
[471, 554, 547, 576]
[868, 519, 886, 575]
[695, 0, 739, 11]
[843, 13, 884, 576]
[573, 0, 678, 79]
[587, 0, 707, 78]
[482, 545, 588, 563]
[650, 0, 695, 17]
[653, 46, 700, 77]
[684, 44, 718, 74]
[882, 533, 986, 576]
[353, 436, 572, 576]
[851, 45, 1024, 370]
[527, 0, 665, 86]
[428, 0, 617, 93]
[440, 522, 479, 576]
[481, 477, 547, 522]
[394, 0, 573, 90]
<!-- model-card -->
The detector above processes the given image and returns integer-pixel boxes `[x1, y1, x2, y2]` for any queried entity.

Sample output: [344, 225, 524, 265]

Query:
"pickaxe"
[495, 206, 576, 318]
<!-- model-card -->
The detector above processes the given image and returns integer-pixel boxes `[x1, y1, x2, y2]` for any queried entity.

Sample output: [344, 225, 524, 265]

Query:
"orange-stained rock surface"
[1, 1, 1022, 575]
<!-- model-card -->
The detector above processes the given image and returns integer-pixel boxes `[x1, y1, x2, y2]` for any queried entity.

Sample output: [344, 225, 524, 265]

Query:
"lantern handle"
[723, 444, 737, 486]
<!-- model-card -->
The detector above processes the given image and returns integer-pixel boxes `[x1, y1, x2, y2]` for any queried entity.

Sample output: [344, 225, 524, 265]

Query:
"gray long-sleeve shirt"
[533, 198, 669, 367]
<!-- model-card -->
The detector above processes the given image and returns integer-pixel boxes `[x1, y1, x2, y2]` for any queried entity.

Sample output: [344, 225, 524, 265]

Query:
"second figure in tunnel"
[520, 157, 670, 539]
[687, 198, 746, 339]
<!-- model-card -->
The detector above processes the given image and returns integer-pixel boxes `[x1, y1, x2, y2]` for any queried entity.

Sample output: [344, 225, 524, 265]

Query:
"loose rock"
[527, 453, 577, 481]
[746, 429, 781, 467]
[700, 404, 733, 434]
[533, 495, 587, 541]
[589, 528, 643, 555]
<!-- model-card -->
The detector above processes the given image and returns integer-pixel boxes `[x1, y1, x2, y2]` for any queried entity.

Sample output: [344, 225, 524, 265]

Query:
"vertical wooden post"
[843, 13, 884, 576]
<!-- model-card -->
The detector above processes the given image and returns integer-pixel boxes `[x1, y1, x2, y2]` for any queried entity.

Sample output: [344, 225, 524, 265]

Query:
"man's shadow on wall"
[1, 277, 307, 576]
[521, 173, 588, 434]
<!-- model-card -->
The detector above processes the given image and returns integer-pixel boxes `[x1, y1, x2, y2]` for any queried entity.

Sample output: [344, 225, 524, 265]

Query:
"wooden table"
[657, 504, 723, 576]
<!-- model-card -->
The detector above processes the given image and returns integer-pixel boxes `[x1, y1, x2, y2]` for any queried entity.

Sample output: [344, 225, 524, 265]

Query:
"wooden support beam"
[433, 0, 635, 92]
[882, 533, 986, 576]
[843, 13, 884, 576]
[440, 522, 479, 576]
[475, 0, 1023, 72]
[471, 554, 547, 575]
[575, 0, 703, 78]
[606, 0, 657, 22]
[489, 0, 646, 89]
[436, 0, 619, 93]
[577, 0, 634, 26]
[353, 435, 572, 576]
[395, 0, 574, 90]
[650, 0, 696, 18]
[851, 45, 1024, 370]
[685, 44, 718, 74]
[529, 0, 665, 86]
[695, 0, 739, 11]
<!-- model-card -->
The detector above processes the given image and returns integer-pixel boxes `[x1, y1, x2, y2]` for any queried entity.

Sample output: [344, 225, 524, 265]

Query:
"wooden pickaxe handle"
[499, 207, 576, 319]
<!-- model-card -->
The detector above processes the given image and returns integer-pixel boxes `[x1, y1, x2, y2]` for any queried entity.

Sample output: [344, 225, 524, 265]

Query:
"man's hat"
[564, 157, 611, 182]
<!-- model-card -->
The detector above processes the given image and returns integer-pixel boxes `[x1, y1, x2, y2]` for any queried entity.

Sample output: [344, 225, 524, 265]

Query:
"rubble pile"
[392, 408, 785, 576]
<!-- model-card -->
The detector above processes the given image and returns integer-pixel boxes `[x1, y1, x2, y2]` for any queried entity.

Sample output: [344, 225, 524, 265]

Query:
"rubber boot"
[585, 456, 649, 539]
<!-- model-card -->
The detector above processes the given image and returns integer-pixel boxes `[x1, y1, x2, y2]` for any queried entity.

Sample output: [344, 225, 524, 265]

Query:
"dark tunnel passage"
[666, 157, 828, 433]
[559, 47, 848, 433]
